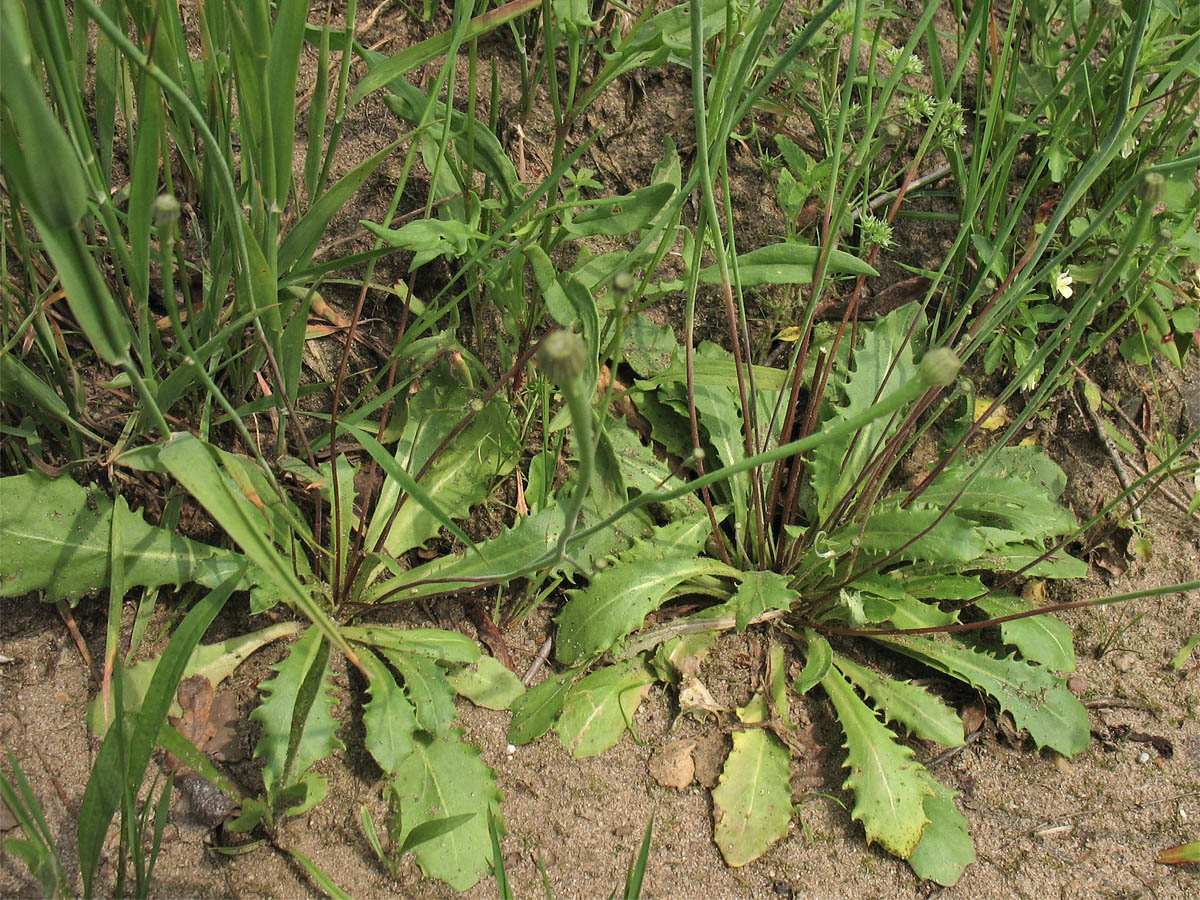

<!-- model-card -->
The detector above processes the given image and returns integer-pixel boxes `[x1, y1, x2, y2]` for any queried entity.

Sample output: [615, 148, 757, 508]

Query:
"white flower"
[1054, 269, 1074, 298]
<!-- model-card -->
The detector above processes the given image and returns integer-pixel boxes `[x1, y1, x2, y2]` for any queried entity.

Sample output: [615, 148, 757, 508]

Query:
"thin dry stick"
[1075, 383, 1143, 521]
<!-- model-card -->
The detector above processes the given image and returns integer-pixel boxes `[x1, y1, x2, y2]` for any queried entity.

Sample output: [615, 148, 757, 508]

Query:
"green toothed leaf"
[822, 658, 932, 858]
[882, 635, 1089, 756]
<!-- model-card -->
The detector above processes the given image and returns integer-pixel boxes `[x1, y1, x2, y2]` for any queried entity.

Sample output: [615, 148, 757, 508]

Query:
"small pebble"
[1111, 652, 1137, 673]
[1066, 674, 1086, 694]
[1137, 751, 1151, 763]
[506, 743, 516, 755]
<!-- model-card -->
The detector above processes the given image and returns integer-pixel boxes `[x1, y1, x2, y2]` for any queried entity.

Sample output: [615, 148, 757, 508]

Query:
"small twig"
[1076, 384, 1143, 521]
[619, 609, 788, 659]
[56, 600, 98, 686]
[1080, 697, 1153, 711]
[521, 637, 553, 687]
[1073, 366, 1200, 517]
[928, 724, 985, 768]
[849, 155, 966, 222]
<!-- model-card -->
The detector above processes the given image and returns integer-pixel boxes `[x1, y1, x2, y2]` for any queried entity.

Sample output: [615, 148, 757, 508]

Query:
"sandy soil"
[3, 2, 1199, 898]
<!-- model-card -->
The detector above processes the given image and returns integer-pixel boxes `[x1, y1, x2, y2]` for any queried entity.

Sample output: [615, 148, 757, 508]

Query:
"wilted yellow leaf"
[776, 326, 803, 342]
[974, 397, 1010, 430]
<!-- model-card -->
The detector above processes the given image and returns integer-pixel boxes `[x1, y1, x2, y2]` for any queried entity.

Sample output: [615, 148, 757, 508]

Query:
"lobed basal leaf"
[822, 656, 932, 858]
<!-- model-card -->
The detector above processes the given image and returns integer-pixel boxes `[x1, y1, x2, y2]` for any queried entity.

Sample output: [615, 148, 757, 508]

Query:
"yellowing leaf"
[776, 326, 803, 342]
[974, 397, 1010, 430]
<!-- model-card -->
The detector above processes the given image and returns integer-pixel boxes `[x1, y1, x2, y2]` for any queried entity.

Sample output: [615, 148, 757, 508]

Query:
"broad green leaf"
[907, 777, 975, 885]
[0, 472, 242, 604]
[359, 647, 418, 776]
[391, 728, 502, 891]
[378, 75, 521, 205]
[250, 627, 344, 812]
[793, 629, 833, 695]
[364, 508, 566, 605]
[620, 314, 677, 378]
[159, 433, 356, 666]
[359, 378, 519, 568]
[883, 635, 1089, 756]
[822, 660, 932, 858]
[379, 648, 458, 735]
[715, 570, 795, 633]
[339, 626, 480, 664]
[833, 655, 964, 748]
[564, 182, 676, 237]
[362, 218, 485, 271]
[975, 594, 1076, 673]
[447, 656, 525, 710]
[661, 242, 877, 289]
[916, 446, 1077, 542]
[508, 668, 584, 745]
[854, 504, 989, 563]
[556, 554, 738, 665]
[604, 421, 702, 520]
[811, 303, 923, 521]
[711, 694, 793, 866]
[555, 661, 654, 757]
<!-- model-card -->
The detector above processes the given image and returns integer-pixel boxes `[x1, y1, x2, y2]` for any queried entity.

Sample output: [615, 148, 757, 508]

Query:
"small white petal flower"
[1054, 270, 1074, 298]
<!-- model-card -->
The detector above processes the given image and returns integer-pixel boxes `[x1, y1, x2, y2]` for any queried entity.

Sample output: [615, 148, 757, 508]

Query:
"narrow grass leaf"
[78, 564, 242, 895]
[349, 0, 540, 106]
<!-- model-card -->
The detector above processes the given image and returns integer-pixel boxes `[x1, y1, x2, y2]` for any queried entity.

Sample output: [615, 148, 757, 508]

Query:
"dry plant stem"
[621, 609, 788, 659]
[807, 578, 1200, 638]
[521, 637, 554, 686]
[848, 155, 966, 222]
[1073, 365, 1200, 518]
[56, 600, 97, 685]
[1075, 384, 1142, 520]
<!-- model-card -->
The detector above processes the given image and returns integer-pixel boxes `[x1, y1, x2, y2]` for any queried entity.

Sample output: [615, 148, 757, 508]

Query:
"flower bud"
[918, 348, 961, 387]
[153, 193, 181, 229]
[537, 329, 588, 386]
[612, 271, 635, 295]
[1135, 172, 1165, 206]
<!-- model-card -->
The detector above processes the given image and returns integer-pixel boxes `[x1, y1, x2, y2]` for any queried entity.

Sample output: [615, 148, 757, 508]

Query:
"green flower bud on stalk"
[537, 329, 588, 386]
[918, 348, 961, 387]
[1136, 172, 1165, 206]
[612, 271, 636, 295]
[152, 193, 181, 229]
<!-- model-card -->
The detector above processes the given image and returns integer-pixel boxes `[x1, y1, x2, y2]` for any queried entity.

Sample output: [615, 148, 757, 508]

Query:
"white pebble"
[1136, 751, 1150, 763]
[506, 743, 516, 755]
